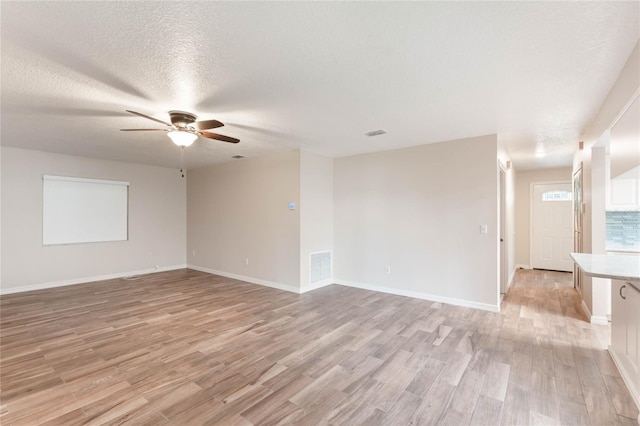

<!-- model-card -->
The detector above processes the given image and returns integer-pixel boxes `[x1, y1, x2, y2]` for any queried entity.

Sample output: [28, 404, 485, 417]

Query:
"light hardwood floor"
[1, 269, 638, 425]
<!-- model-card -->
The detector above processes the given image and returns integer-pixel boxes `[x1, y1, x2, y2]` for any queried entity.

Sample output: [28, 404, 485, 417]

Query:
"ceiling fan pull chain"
[180, 146, 185, 178]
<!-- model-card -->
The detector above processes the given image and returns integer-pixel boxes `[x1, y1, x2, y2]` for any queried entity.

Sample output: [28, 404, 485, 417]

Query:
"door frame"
[499, 163, 507, 294]
[529, 180, 572, 270]
[573, 163, 583, 291]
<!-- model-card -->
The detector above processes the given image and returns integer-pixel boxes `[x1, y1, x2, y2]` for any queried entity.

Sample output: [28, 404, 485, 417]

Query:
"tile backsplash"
[606, 210, 640, 251]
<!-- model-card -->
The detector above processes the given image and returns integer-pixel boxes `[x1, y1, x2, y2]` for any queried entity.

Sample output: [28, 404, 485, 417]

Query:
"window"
[542, 190, 572, 201]
[43, 175, 129, 245]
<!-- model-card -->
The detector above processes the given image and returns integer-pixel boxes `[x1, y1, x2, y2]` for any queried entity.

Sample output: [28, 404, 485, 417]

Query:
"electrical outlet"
[386, 266, 391, 274]
[480, 224, 488, 234]
[192, 250, 196, 257]
[148, 252, 153, 260]
[245, 258, 249, 266]
[155, 264, 159, 270]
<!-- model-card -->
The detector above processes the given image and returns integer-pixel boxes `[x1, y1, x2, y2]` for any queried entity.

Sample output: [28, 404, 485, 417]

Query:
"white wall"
[0, 147, 186, 293]
[591, 146, 611, 322]
[300, 151, 334, 289]
[334, 134, 500, 311]
[592, 146, 608, 256]
[0, 147, 3, 288]
[187, 150, 301, 291]
[514, 167, 572, 267]
[610, 96, 640, 180]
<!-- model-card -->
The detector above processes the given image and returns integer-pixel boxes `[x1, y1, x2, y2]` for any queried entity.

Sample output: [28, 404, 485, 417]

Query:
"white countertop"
[571, 253, 640, 283]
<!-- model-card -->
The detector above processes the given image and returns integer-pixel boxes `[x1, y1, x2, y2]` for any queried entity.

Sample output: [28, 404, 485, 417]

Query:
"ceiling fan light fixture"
[123, 110, 239, 144]
[167, 130, 198, 147]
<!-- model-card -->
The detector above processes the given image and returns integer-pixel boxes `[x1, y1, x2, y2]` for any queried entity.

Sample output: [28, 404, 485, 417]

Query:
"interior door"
[532, 182, 573, 272]
[500, 168, 507, 294]
[573, 166, 583, 290]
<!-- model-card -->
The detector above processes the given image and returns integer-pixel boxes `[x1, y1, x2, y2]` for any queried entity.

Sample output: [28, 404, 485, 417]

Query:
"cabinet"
[610, 279, 640, 412]
[608, 177, 639, 210]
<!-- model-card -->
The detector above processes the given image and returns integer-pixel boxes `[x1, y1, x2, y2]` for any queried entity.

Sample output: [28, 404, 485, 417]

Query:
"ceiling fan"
[121, 110, 240, 146]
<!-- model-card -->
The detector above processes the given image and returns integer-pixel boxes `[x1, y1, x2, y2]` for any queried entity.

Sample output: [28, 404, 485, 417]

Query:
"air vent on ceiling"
[231, 155, 246, 159]
[365, 130, 387, 137]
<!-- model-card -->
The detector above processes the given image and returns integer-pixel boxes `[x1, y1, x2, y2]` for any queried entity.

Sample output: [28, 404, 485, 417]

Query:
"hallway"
[499, 268, 636, 424]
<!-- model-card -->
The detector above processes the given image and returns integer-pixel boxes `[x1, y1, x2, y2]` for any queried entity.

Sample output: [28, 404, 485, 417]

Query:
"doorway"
[531, 182, 573, 272]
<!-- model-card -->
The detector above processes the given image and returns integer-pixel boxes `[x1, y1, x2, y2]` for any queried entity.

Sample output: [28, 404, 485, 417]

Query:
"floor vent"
[310, 251, 331, 284]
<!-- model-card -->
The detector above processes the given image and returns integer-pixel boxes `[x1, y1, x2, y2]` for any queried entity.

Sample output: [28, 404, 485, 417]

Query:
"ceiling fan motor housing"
[121, 109, 239, 143]
[169, 111, 198, 128]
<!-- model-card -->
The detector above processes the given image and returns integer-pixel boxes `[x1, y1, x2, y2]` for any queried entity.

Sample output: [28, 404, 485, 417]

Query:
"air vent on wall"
[365, 130, 387, 137]
[310, 251, 331, 284]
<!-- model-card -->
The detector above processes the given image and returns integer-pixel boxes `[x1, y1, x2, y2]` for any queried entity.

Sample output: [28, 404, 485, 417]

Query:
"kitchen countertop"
[571, 253, 640, 283]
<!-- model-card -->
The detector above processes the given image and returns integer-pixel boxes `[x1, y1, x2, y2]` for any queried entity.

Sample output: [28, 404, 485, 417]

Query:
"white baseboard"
[301, 278, 333, 294]
[515, 264, 530, 270]
[590, 315, 609, 325]
[0, 264, 188, 295]
[187, 264, 301, 294]
[334, 279, 499, 313]
[582, 300, 593, 321]
[186, 267, 498, 313]
[580, 299, 609, 325]
[609, 345, 640, 420]
[1, 263, 333, 297]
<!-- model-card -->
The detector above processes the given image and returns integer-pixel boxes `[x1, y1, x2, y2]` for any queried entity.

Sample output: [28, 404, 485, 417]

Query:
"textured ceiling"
[1, 2, 638, 170]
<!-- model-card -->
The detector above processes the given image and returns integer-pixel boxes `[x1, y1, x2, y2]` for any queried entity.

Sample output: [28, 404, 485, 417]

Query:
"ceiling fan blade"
[195, 119, 224, 130]
[126, 110, 172, 127]
[120, 128, 168, 131]
[199, 131, 240, 144]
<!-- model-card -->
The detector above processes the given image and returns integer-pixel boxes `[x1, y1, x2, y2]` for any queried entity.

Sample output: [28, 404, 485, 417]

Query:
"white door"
[532, 183, 573, 272]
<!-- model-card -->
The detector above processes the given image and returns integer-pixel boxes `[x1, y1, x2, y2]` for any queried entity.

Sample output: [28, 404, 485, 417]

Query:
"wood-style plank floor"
[1, 268, 638, 425]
